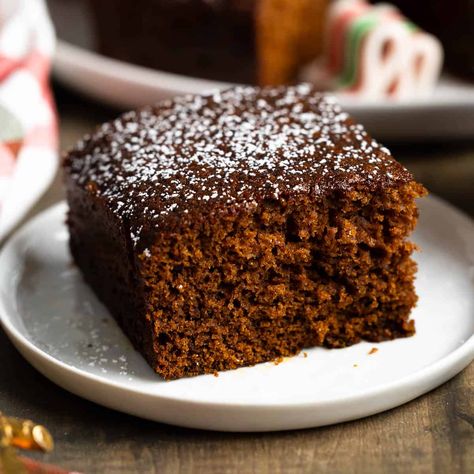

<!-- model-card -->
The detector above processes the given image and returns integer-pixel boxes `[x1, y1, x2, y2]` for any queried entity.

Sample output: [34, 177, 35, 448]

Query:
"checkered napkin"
[0, 0, 57, 238]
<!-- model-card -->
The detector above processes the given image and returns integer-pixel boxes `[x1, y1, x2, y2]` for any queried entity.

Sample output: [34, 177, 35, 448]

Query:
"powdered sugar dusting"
[65, 85, 411, 245]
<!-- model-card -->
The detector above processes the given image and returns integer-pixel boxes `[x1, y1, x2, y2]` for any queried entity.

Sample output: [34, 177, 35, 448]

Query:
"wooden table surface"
[0, 86, 473, 474]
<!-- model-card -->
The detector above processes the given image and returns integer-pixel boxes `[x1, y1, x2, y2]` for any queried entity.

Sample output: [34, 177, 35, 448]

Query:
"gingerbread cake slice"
[64, 85, 426, 380]
[88, 0, 329, 85]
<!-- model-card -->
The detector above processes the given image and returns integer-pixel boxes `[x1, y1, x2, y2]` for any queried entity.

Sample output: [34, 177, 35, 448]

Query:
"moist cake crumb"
[64, 85, 426, 379]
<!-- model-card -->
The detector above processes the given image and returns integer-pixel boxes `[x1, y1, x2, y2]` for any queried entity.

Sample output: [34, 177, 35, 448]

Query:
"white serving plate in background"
[53, 40, 474, 142]
[47, 0, 474, 141]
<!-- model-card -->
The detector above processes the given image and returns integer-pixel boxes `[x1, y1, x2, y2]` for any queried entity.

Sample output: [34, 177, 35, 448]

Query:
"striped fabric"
[0, 0, 57, 238]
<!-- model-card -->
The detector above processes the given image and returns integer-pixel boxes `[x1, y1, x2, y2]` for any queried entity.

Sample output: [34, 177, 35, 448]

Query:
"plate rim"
[0, 197, 473, 411]
[54, 40, 474, 112]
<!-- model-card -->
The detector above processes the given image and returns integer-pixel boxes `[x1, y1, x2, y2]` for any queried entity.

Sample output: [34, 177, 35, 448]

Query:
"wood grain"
[0, 86, 472, 474]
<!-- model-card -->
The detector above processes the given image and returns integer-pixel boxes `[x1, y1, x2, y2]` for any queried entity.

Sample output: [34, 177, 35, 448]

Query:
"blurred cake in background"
[257, 0, 328, 84]
[89, 0, 329, 85]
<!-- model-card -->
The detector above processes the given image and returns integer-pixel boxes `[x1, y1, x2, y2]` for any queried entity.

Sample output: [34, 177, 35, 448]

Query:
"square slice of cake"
[64, 85, 426, 379]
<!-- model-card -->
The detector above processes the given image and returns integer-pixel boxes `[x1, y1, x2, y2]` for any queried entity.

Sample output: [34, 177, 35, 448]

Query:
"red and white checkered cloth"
[0, 0, 57, 239]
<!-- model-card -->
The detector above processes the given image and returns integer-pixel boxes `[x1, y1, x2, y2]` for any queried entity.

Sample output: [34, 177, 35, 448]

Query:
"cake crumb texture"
[64, 85, 426, 379]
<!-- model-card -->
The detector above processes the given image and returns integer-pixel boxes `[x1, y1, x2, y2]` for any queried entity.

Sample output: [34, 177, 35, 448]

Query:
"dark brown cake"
[64, 84, 426, 380]
[88, 0, 328, 85]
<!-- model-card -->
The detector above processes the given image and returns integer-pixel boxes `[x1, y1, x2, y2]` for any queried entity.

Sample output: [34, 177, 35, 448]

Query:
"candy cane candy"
[402, 33, 443, 100]
[303, 0, 443, 101]
[324, 0, 368, 75]
[353, 17, 409, 100]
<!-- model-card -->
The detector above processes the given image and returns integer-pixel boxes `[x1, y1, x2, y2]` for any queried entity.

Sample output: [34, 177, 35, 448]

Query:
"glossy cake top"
[64, 84, 413, 243]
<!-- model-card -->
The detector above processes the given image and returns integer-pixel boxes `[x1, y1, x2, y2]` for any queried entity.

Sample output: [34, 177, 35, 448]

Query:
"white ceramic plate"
[0, 197, 473, 432]
[47, 1, 474, 141]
